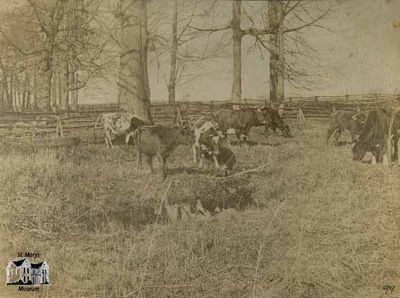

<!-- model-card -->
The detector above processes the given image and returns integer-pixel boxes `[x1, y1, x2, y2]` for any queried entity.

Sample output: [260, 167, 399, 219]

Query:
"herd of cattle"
[93, 104, 400, 177]
[94, 106, 291, 177]
[327, 106, 400, 164]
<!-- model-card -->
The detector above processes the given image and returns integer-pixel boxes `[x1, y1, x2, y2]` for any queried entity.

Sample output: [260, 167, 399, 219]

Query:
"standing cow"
[132, 123, 194, 177]
[94, 113, 147, 148]
[213, 108, 266, 142]
[326, 110, 366, 145]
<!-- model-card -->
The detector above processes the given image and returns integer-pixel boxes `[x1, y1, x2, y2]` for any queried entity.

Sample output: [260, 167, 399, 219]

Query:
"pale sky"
[3, 0, 400, 103]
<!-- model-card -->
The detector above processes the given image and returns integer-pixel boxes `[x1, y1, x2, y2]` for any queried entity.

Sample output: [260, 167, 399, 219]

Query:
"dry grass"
[0, 120, 400, 298]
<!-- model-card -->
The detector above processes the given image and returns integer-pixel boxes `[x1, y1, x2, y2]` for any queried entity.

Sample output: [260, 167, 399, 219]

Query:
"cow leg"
[213, 155, 220, 169]
[198, 155, 204, 168]
[193, 145, 198, 164]
[157, 152, 167, 178]
[125, 133, 133, 147]
[136, 151, 143, 172]
[105, 131, 114, 149]
[333, 129, 341, 145]
[236, 131, 242, 145]
[105, 136, 109, 148]
[326, 127, 335, 144]
[105, 130, 111, 148]
[383, 153, 389, 166]
[371, 155, 377, 165]
[146, 155, 154, 173]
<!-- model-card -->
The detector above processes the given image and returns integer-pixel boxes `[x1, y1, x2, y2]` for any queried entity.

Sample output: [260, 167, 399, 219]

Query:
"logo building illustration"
[6, 258, 49, 286]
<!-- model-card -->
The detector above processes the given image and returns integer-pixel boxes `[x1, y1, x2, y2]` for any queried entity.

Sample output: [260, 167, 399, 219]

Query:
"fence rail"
[0, 94, 399, 139]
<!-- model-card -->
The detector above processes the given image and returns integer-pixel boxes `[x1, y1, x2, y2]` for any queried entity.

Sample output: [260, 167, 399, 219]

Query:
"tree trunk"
[10, 71, 16, 111]
[231, 0, 243, 105]
[52, 71, 58, 110]
[61, 64, 69, 110]
[33, 74, 38, 111]
[268, 0, 285, 103]
[26, 74, 31, 111]
[47, 58, 53, 111]
[22, 73, 29, 111]
[167, 0, 178, 104]
[118, 0, 152, 123]
[2, 71, 9, 111]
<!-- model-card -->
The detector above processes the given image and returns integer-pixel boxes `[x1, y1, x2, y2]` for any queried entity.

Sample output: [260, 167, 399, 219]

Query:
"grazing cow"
[213, 108, 266, 142]
[263, 106, 291, 138]
[192, 119, 223, 169]
[132, 124, 194, 177]
[94, 113, 146, 148]
[326, 110, 366, 145]
[352, 107, 400, 163]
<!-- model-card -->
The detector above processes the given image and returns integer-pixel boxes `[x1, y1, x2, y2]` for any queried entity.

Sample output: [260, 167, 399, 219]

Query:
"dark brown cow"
[132, 124, 194, 177]
[352, 107, 400, 163]
[213, 108, 265, 142]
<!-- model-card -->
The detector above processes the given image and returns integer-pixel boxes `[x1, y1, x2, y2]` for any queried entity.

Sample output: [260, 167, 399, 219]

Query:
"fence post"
[175, 104, 183, 124]
[56, 114, 64, 137]
[298, 107, 305, 122]
[314, 96, 318, 102]
[386, 109, 399, 166]
[345, 94, 349, 101]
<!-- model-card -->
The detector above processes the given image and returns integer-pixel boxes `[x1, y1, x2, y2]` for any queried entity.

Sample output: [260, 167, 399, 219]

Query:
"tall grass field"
[0, 120, 399, 298]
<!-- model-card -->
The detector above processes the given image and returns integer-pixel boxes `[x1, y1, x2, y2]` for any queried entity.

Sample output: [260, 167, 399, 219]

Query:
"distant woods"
[0, 0, 332, 115]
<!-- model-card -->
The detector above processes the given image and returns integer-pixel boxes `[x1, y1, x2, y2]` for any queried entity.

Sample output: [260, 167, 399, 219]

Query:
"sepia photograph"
[0, 0, 399, 297]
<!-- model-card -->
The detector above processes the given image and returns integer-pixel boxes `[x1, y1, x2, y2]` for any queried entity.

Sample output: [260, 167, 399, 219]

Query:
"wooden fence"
[0, 94, 399, 139]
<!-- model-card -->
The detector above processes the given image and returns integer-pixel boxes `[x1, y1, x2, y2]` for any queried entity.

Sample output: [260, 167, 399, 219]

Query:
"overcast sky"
[141, 0, 399, 103]
[5, 0, 400, 103]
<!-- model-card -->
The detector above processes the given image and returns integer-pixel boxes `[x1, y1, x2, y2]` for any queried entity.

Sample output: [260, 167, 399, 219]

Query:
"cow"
[213, 145, 236, 171]
[192, 119, 224, 169]
[326, 110, 366, 145]
[352, 107, 400, 163]
[131, 123, 194, 177]
[213, 108, 266, 142]
[94, 113, 147, 148]
[263, 106, 291, 138]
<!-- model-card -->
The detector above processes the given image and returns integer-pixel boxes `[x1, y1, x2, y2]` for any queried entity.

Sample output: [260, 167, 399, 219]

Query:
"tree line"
[0, 0, 332, 122]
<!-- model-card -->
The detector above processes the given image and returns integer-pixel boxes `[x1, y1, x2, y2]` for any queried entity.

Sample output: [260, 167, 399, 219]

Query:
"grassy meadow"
[0, 120, 400, 298]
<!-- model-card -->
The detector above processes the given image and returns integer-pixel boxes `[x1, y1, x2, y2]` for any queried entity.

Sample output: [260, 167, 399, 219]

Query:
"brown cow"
[132, 124, 194, 177]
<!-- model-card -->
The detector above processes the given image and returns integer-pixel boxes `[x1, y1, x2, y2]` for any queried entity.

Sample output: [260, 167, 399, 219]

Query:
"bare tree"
[0, 0, 114, 111]
[191, 0, 272, 104]
[261, 1, 333, 102]
[192, 0, 332, 104]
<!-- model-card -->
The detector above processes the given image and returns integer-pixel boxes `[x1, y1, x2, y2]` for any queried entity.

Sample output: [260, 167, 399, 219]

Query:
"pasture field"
[0, 120, 399, 298]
